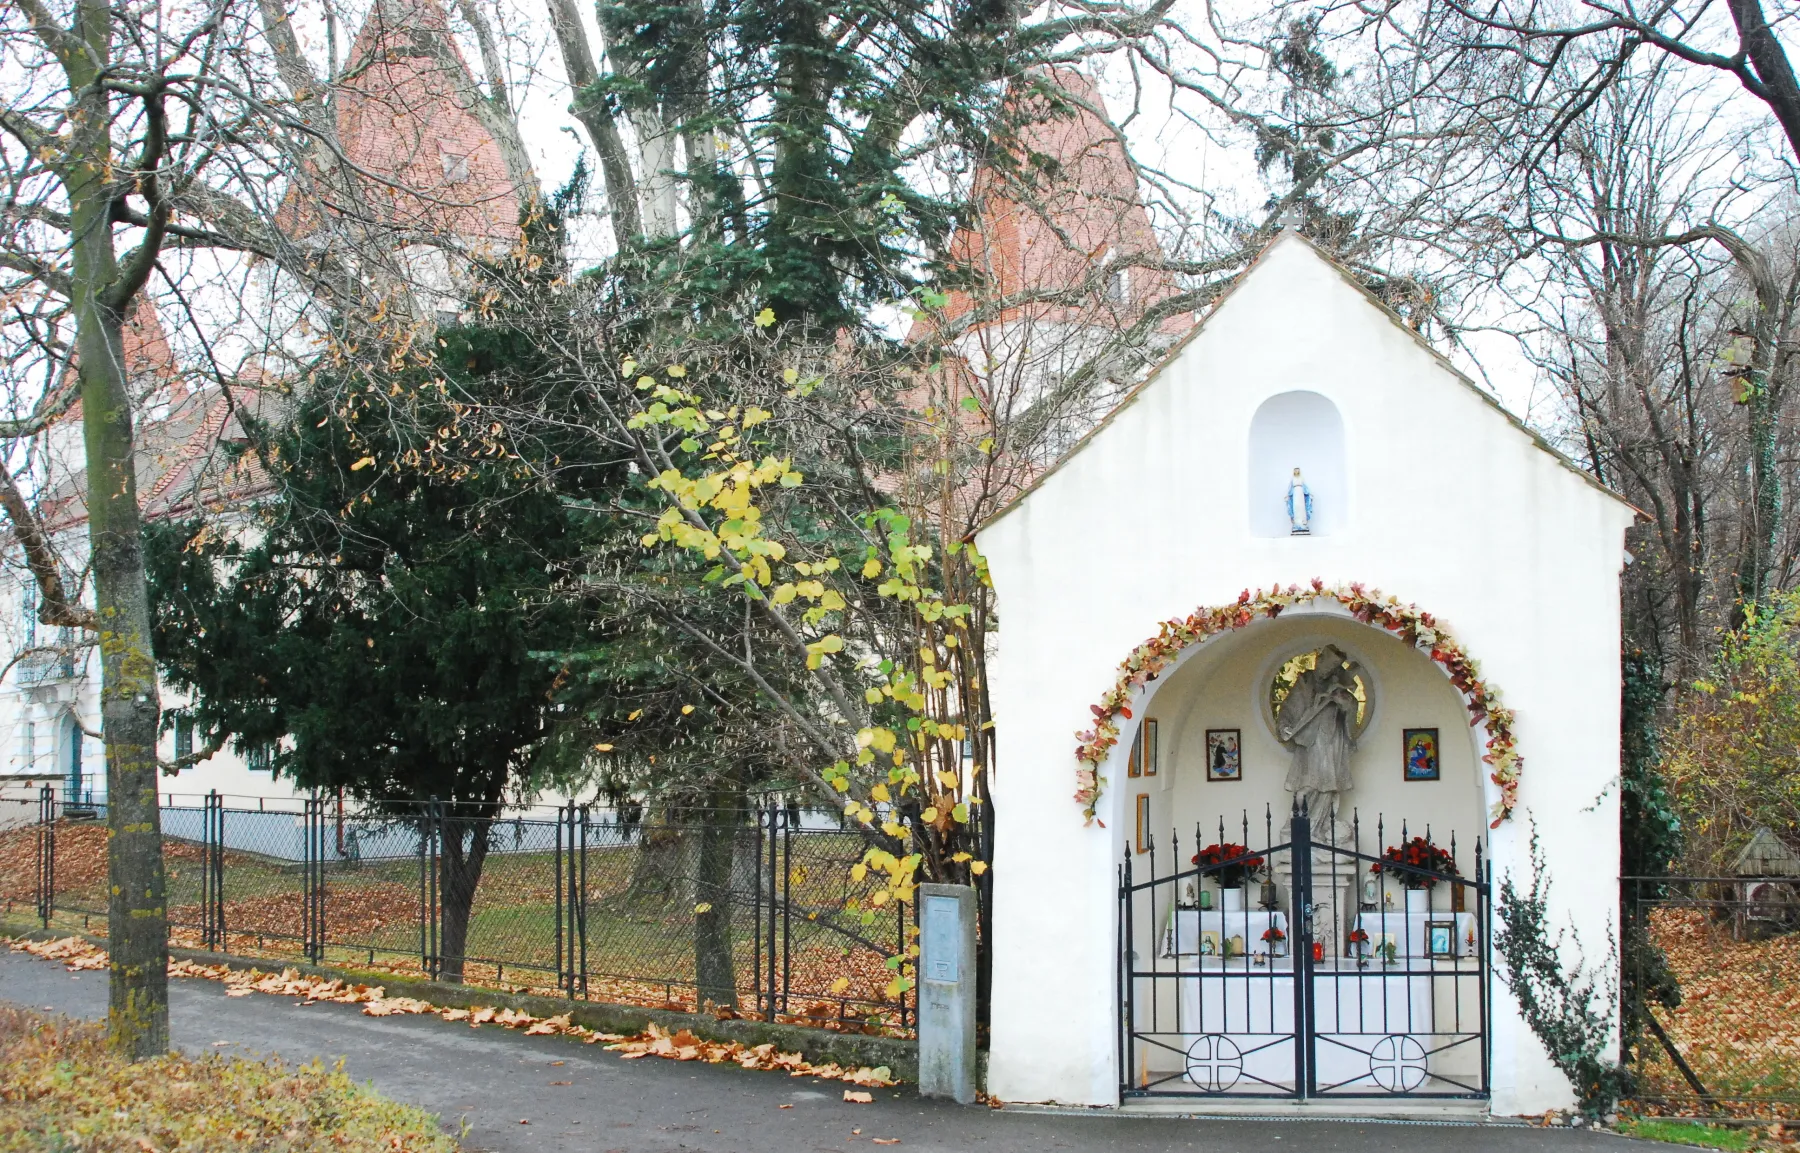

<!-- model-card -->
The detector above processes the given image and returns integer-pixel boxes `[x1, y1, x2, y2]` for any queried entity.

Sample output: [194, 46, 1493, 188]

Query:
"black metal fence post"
[35, 783, 54, 928]
[781, 805, 792, 1016]
[752, 806, 765, 1017]
[554, 801, 565, 994]
[764, 805, 781, 1020]
[554, 801, 589, 999]
[576, 804, 588, 998]
[1476, 839, 1490, 1097]
[302, 793, 326, 964]
[201, 790, 225, 951]
[1120, 841, 1134, 1096]
[1291, 803, 1313, 1101]
[419, 798, 441, 978]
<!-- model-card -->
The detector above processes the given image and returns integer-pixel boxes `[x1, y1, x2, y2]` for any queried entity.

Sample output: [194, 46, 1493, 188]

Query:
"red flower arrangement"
[1346, 927, 1370, 947]
[1072, 582, 1523, 828]
[1261, 926, 1286, 942]
[1374, 837, 1458, 889]
[1193, 842, 1264, 888]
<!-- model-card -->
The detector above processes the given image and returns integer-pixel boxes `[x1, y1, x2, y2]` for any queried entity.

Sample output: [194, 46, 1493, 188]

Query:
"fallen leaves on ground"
[7, 936, 899, 1090]
[11, 934, 107, 971]
[171, 883, 416, 942]
[0, 821, 213, 904]
[602, 1023, 895, 1086]
[1631, 909, 1800, 1119]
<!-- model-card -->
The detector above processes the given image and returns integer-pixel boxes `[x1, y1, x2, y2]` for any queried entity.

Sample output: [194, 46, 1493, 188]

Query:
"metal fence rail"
[1622, 874, 1800, 1119]
[3, 788, 912, 1032]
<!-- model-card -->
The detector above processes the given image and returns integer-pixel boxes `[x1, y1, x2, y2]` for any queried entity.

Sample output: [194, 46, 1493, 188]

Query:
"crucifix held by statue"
[1276, 645, 1361, 837]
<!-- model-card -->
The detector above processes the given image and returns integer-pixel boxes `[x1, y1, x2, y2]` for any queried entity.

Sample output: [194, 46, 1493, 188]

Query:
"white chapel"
[976, 229, 1635, 1116]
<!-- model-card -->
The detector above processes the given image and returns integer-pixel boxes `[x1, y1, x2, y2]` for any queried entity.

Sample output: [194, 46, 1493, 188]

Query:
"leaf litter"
[8, 936, 898, 1089]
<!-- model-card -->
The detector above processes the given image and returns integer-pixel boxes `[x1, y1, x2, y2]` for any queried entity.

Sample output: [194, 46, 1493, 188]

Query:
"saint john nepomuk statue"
[1277, 644, 1360, 824]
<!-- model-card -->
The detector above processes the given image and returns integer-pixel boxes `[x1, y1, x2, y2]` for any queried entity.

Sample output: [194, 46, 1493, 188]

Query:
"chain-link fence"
[1622, 875, 1800, 1119]
[2, 789, 913, 1033]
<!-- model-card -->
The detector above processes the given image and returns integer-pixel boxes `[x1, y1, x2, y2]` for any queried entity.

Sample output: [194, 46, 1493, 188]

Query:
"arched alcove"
[1248, 391, 1347, 537]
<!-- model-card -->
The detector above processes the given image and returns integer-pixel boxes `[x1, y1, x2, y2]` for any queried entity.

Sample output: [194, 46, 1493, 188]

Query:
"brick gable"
[283, 0, 518, 246]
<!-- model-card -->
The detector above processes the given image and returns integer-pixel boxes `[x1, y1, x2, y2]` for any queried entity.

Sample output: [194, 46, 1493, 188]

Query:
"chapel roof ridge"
[971, 227, 1633, 537]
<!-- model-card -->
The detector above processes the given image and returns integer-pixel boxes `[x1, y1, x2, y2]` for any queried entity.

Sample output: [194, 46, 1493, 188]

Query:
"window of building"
[174, 716, 194, 760]
[438, 141, 471, 184]
[1105, 266, 1129, 304]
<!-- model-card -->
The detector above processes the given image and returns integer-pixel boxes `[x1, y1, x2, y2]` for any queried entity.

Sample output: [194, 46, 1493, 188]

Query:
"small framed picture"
[1128, 726, 1143, 778]
[1135, 793, 1151, 855]
[1403, 728, 1440, 781]
[1198, 929, 1221, 957]
[1143, 718, 1159, 777]
[1205, 729, 1241, 782]
[1426, 920, 1456, 959]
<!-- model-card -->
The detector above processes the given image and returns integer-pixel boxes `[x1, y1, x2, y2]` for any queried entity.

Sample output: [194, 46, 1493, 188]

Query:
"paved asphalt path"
[2, 949, 1648, 1153]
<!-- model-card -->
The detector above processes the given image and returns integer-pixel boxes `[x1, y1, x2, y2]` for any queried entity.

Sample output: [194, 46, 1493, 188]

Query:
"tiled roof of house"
[39, 302, 279, 536]
[279, 0, 518, 246]
[914, 67, 1193, 342]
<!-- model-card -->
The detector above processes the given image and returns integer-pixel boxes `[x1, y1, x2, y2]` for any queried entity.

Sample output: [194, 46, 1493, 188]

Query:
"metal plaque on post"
[918, 882, 977, 1103]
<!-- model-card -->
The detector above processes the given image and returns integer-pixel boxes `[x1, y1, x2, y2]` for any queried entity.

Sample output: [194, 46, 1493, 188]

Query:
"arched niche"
[1247, 391, 1347, 537]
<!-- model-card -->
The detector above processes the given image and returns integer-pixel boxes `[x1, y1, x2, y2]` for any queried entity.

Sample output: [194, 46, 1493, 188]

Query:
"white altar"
[1353, 911, 1478, 958]
[1163, 907, 1290, 958]
[1176, 959, 1475, 1091]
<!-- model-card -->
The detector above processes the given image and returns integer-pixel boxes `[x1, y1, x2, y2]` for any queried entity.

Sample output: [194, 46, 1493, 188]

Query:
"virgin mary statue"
[1276, 646, 1360, 826]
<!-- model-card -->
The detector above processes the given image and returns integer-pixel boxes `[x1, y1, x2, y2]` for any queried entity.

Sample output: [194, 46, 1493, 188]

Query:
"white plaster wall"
[976, 233, 1635, 1115]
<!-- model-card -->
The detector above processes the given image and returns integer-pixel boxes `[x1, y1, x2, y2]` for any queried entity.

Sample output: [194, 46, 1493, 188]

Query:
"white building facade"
[976, 232, 1635, 1116]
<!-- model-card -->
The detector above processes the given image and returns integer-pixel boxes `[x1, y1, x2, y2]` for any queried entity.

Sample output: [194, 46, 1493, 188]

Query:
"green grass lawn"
[1617, 1118, 1765, 1151]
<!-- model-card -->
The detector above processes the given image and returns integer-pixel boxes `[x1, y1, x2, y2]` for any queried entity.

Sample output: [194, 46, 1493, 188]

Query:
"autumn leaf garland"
[1072, 580, 1523, 828]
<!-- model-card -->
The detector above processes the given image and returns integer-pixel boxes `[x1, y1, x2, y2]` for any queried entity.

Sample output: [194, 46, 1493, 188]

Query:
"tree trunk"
[436, 811, 495, 983]
[693, 789, 745, 1009]
[62, 0, 169, 1059]
[622, 821, 685, 907]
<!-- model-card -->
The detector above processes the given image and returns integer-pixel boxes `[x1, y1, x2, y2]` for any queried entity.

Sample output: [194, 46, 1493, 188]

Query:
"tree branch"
[0, 470, 97, 631]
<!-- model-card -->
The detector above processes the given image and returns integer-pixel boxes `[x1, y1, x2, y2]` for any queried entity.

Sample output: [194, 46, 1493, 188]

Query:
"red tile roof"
[916, 68, 1192, 341]
[280, 0, 519, 245]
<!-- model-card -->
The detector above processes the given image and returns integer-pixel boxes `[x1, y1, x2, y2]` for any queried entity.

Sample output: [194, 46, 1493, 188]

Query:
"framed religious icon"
[1135, 793, 1152, 854]
[1403, 728, 1440, 781]
[1198, 930, 1221, 957]
[1426, 920, 1457, 959]
[1205, 729, 1241, 782]
[1127, 726, 1143, 778]
[1143, 718, 1159, 777]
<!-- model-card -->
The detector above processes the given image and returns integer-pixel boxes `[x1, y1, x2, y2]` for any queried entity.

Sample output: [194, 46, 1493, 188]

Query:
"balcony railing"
[15, 647, 78, 685]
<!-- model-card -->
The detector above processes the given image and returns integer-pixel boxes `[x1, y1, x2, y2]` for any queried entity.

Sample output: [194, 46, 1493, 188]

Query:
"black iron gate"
[1121, 805, 1490, 1100]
